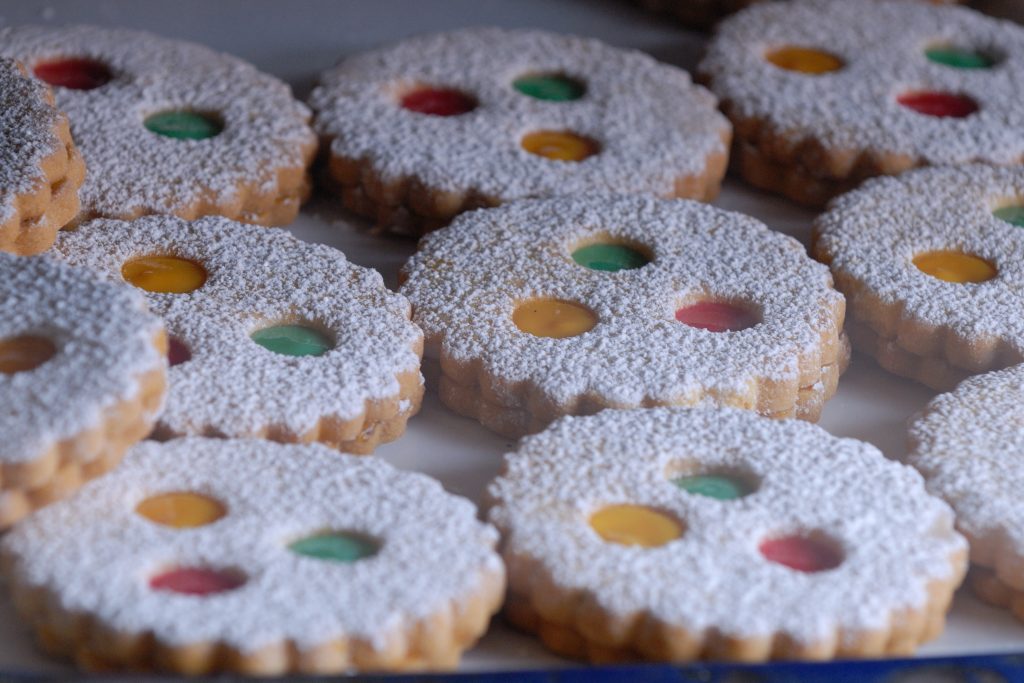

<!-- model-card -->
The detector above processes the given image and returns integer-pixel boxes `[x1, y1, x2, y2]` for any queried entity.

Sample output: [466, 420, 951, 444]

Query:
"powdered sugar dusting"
[2, 437, 503, 650]
[0, 252, 164, 464]
[53, 215, 422, 439]
[700, 0, 1024, 166]
[815, 164, 1024, 353]
[311, 28, 729, 200]
[0, 25, 315, 221]
[489, 406, 965, 645]
[400, 195, 843, 409]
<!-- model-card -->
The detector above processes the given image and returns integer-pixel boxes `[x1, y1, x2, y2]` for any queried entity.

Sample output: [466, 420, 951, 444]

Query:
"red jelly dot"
[167, 337, 191, 367]
[897, 91, 978, 118]
[33, 58, 112, 91]
[760, 535, 843, 573]
[400, 88, 476, 116]
[149, 567, 245, 596]
[675, 302, 759, 332]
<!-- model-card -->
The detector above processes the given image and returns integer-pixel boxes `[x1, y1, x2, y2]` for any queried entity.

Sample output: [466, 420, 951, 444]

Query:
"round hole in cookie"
[897, 91, 979, 118]
[589, 504, 684, 548]
[0, 335, 56, 375]
[675, 301, 760, 333]
[144, 110, 224, 140]
[925, 45, 998, 70]
[33, 57, 112, 90]
[289, 531, 379, 563]
[122, 255, 208, 294]
[759, 533, 843, 573]
[400, 87, 477, 116]
[167, 336, 192, 367]
[136, 492, 226, 529]
[913, 250, 996, 284]
[521, 130, 599, 162]
[764, 46, 844, 75]
[512, 73, 586, 102]
[994, 204, 1024, 228]
[571, 240, 651, 273]
[251, 323, 333, 357]
[149, 566, 246, 596]
[512, 298, 597, 339]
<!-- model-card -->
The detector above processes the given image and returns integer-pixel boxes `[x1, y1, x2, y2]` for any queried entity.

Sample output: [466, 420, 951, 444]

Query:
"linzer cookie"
[813, 164, 1024, 391]
[54, 215, 423, 454]
[0, 25, 316, 226]
[400, 195, 848, 438]
[1, 437, 505, 674]
[907, 365, 1024, 624]
[0, 252, 166, 529]
[0, 58, 84, 254]
[310, 28, 730, 235]
[698, 0, 1024, 207]
[488, 407, 967, 662]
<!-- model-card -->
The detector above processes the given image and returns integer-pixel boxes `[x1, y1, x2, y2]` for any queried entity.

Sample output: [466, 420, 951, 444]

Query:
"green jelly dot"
[513, 74, 585, 102]
[145, 111, 223, 140]
[994, 205, 1024, 228]
[925, 47, 994, 70]
[572, 244, 649, 272]
[289, 533, 378, 563]
[673, 474, 749, 500]
[251, 324, 331, 357]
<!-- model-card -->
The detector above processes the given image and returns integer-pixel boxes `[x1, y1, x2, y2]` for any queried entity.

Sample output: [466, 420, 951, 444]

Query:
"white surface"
[1, 0, 1023, 674]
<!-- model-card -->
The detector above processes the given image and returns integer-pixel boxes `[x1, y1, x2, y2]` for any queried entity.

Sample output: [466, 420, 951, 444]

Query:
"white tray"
[2, 0, 1023, 674]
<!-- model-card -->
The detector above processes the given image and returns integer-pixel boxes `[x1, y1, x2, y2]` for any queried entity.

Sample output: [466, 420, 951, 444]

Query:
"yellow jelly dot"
[765, 46, 844, 75]
[0, 335, 56, 374]
[913, 251, 996, 284]
[136, 492, 226, 528]
[521, 130, 598, 162]
[122, 256, 207, 294]
[589, 504, 683, 548]
[513, 299, 597, 338]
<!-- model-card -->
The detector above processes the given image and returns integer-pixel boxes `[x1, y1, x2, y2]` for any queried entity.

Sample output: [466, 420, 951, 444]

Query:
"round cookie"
[813, 164, 1024, 391]
[698, 0, 1024, 207]
[907, 365, 1024, 625]
[1, 437, 505, 674]
[310, 28, 730, 235]
[399, 195, 849, 438]
[0, 251, 166, 529]
[53, 214, 423, 454]
[0, 57, 85, 255]
[488, 407, 967, 663]
[0, 25, 316, 226]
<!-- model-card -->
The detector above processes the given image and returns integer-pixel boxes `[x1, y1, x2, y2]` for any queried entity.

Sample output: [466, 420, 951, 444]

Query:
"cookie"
[907, 364, 1024, 624]
[399, 195, 848, 438]
[0, 251, 166, 529]
[813, 164, 1024, 391]
[0, 25, 316, 226]
[698, 0, 1024, 207]
[53, 214, 423, 454]
[311, 28, 730, 235]
[0, 57, 85, 255]
[1, 437, 505, 674]
[487, 406, 967, 663]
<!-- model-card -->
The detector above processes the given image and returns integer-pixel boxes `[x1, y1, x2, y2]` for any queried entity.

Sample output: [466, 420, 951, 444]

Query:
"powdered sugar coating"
[2, 437, 503, 651]
[400, 195, 844, 414]
[907, 365, 1024, 564]
[0, 252, 164, 464]
[0, 58, 64, 226]
[53, 215, 422, 441]
[311, 28, 729, 200]
[488, 406, 965, 645]
[0, 25, 315, 222]
[700, 0, 1024, 166]
[815, 164, 1024, 360]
